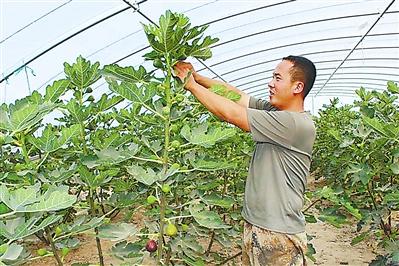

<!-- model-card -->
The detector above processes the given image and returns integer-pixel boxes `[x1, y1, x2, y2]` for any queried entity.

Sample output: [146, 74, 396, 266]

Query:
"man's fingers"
[176, 61, 194, 71]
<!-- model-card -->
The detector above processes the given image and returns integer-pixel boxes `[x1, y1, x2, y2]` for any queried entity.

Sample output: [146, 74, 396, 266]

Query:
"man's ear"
[293, 82, 304, 94]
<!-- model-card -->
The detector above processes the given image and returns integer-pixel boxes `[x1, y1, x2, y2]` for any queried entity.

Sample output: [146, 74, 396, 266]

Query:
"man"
[174, 55, 316, 266]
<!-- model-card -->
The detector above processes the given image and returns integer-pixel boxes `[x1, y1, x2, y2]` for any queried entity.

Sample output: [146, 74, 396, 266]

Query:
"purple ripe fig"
[145, 240, 157, 253]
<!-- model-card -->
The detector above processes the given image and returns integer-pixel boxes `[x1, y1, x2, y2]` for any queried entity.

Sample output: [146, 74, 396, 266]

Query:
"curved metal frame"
[226, 46, 399, 82]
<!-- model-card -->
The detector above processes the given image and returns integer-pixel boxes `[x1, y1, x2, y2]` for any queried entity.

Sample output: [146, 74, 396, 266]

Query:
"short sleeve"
[249, 96, 278, 111]
[247, 109, 295, 147]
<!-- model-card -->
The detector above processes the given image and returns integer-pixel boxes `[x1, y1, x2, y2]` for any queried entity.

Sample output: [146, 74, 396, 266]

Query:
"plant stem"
[217, 251, 242, 265]
[20, 133, 30, 165]
[157, 54, 173, 265]
[36, 152, 49, 170]
[303, 199, 322, 213]
[0, 211, 16, 219]
[35, 231, 50, 245]
[79, 122, 88, 154]
[89, 189, 105, 266]
[206, 230, 215, 256]
[367, 184, 391, 238]
[46, 228, 63, 266]
[131, 155, 163, 164]
[158, 191, 166, 264]
[165, 215, 192, 221]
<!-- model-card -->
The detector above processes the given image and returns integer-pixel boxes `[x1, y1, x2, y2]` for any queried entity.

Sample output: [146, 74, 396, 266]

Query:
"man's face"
[268, 60, 296, 108]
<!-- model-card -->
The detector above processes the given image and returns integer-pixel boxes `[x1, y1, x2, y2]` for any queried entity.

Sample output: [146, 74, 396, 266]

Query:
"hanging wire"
[313, 0, 397, 97]
[24, 63, 31, 94]
[0, 0, 73, 45]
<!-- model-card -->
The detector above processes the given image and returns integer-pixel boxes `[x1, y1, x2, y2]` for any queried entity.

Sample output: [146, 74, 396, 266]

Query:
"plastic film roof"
[1, 0, 399, 113]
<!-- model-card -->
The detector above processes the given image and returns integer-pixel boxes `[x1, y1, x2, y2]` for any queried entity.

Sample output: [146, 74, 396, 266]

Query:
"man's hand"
[174, 62, 197, 90]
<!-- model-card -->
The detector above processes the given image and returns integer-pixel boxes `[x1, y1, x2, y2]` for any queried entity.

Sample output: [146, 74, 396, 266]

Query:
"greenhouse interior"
[0, 0, 399, 265]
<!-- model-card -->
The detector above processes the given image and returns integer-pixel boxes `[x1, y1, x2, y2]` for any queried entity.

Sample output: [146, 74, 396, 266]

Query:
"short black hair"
[282, 55, 316, 98]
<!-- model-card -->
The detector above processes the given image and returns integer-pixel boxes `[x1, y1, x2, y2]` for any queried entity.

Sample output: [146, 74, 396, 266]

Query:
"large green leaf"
[82, 144, 140, 168]
[110, 241, 144, 263]
[102, 65, 152, 84]
[183, 256, 206, 266]
[25, 189, 76, 212]
[44, 79, 70, 102]
[64, 99, 90, 123]
[107, 79, 156, 106]
[143, 10, 218, 61]
[0, 185, 39, 212]
[143, 10, 183, 54]
[351, 232, 369, 246]
[94, 132, 132, 150]
[29, 125, 57, 152]
[95, 144, 139, 164]
[65, 216, 104, 237]
[64, 56, 101, 89]
[387, 81, 399, 94]
[97, 223, 138, 241]
[0, 102, 56, 134]
[29, 124, 80, 153]
[189, 204, 230, 229]
[170, 235, 204, 263]
[0, 215, 61, 242]
[190, 159, 234, 171]
[127, 164, 160, 186]
[181, 124, 236, 148]
[201, 194, 234, 209]
[96, 94, 124, 113]
[0, 243, 23, 262]
[391, 161, 399, 175]
[45, 167, 76, 183]
[77, 166, 115, 189]
[318, 213, 347, 228]
[185, 35, 219, 60]
[384, 192, 399, 204]
[363, 116, 389, 137]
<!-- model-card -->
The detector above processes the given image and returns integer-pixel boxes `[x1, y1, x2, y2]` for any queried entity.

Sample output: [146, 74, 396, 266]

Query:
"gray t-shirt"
[242, 96, 316, 234]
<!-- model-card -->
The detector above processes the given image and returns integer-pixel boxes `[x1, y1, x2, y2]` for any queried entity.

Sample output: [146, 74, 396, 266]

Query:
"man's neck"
[281, 100, 305, 112]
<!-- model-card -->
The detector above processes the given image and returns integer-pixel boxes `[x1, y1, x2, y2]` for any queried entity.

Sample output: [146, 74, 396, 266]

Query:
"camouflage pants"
[242, 222, 307, 266]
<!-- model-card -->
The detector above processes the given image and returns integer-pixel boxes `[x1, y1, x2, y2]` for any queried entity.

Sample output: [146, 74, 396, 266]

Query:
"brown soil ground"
[23, 220, 378, 266]
[307, 221, 377, 266]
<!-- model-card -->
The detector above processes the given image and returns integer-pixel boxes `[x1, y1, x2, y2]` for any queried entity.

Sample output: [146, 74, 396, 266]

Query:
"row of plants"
[0, 11, 252, 265]
[310, 82, 399, 265]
